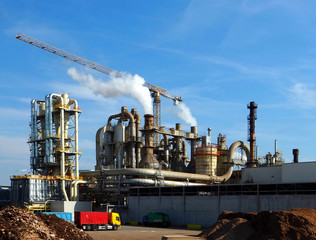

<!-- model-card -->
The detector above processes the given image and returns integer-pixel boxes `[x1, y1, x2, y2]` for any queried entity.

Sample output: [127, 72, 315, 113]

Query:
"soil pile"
[0, 206, 93, 240]
[199, 208, 316, 240]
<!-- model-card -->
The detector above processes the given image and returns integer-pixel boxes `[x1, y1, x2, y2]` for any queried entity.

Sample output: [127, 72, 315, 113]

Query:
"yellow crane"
[16, 33, 182, 145]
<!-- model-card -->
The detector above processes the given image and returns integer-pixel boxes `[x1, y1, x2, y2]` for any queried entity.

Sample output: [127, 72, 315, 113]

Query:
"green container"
[144, 212, 170, 227]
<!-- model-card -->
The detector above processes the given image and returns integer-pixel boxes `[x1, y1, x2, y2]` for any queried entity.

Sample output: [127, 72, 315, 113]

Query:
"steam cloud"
[67, 67, 197, 126]
[67, 67, 153, 114]
[174, 102, 197, 126]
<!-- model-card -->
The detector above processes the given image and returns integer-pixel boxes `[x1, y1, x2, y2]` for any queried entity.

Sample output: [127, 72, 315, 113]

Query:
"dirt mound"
[199, 208, 316, 240]
[0, 206, 93, 240]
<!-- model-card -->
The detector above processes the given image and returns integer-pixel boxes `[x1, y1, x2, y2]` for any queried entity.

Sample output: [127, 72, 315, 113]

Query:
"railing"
[129, 182, 316, 197]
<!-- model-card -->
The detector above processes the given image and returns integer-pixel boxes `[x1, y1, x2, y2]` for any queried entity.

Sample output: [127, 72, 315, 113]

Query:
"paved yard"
[87, 225, 202, 240]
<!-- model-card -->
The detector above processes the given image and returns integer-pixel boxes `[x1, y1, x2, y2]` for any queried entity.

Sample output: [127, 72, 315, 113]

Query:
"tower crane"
[16, 33, 182, 145]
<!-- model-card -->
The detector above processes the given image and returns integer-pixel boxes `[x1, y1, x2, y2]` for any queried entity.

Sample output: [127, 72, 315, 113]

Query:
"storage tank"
[195, 145, 218, 176]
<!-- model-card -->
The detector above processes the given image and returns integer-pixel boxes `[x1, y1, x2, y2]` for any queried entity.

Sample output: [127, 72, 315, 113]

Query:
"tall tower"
[247, 101, 258, 167]
[30, 93, 81, 177]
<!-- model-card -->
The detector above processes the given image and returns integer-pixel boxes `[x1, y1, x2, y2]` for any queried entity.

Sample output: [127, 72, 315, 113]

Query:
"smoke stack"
[139, 114, 159, 169]
[247, 101, 258, 167]
[293, 149, 299, 163]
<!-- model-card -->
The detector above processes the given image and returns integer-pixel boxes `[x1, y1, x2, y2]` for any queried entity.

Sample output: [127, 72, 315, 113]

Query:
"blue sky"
[1, 1, 316, 185]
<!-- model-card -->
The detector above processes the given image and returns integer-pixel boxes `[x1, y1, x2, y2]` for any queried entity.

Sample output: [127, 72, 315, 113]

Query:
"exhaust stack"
[293, 149, 299, 163]
[247, 101, 258, 167]
[139, 114, 159, 169]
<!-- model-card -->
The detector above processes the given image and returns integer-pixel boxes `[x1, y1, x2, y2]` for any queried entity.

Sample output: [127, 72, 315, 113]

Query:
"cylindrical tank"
[216, 134, 228, 175]
[195, 145, 218, 176]
[114, 123, 125, 143]
[103, 130, 114, 165]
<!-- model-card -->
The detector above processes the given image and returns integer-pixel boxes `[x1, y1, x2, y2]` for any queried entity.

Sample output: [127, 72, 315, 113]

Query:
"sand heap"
[0, 206, 93, 240]
[198, 208, 316, 240]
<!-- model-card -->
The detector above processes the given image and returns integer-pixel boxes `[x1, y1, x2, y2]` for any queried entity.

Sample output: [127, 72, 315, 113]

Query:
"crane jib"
[16, 33, 183, 141]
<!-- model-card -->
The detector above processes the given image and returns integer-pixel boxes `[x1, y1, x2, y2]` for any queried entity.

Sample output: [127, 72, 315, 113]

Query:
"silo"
[195, 145, 218, 176]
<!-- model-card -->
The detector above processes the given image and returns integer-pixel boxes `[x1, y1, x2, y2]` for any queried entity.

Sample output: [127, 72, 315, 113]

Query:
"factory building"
[9, 95, 316, 227]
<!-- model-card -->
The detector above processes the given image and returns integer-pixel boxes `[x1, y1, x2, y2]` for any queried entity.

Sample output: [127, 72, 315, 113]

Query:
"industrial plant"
[5, 34, 316, 227]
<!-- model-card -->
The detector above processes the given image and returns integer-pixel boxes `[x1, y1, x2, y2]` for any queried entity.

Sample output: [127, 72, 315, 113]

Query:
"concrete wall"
[241, 161, 316, 184]
[128, 194, 316, 227]
[242, 166, 282, 183]
[282, 162, 316, 183]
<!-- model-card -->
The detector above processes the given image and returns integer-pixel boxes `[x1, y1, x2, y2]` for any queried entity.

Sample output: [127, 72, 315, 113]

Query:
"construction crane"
[16, 33, 182, 145]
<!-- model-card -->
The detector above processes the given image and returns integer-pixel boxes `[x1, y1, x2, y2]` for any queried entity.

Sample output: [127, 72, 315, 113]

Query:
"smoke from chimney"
[174, 102, 197, 126]
[67, 67, 153, 114]
[68, 67, 197, 126]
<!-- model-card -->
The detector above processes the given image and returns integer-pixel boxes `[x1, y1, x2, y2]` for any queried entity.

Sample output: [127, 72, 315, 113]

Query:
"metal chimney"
[293, 149, 299, 163]
[139, 114, 159, 169]
[247, 101, 258, 167]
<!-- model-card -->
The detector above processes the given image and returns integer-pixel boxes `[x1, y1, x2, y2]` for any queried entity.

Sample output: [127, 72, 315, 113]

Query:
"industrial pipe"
[70, 180, 96, 201]
[163, 134, 170, 167]
[227, 141, 250, 163]
[131, 108, 141, 168]
[102, 178, 206, 187]
[72, 99, 79, 179]
[81, 166, 233, 183]
[30, 99, 38, 168]
[107, 107, 136, 168]
[59, 95, 69, 201]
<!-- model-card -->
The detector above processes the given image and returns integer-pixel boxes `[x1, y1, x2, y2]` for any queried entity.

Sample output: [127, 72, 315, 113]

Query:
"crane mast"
[16, 33, 182, 145]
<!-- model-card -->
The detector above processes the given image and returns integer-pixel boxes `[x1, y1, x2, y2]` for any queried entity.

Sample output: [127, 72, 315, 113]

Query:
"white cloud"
[288, 83, 316, 108]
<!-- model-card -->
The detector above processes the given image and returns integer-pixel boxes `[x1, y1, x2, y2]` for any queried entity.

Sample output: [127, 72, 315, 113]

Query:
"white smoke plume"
[174, 102, 197, 126]
[67, 67, 153, 114]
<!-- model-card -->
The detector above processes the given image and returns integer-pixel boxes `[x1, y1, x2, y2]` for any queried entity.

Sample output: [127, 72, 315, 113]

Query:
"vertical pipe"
[131, 109, 141, 168]
[31, 100, 38, 168]
[44, 95, 50, 166]
[73, 99, 79, 201]
[73, 100, 79, 179]
[60, 96, 69, 201]
[163, 134, 170, 167]
[45, 94, 61, 166]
